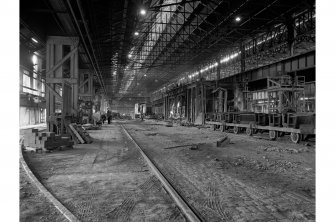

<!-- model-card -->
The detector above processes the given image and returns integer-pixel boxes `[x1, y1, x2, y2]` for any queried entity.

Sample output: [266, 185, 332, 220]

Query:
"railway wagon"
[205, 112, 315, 144]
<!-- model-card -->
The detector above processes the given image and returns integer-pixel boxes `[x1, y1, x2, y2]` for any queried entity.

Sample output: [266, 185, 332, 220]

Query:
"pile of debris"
[229, 156, 247, 166]
[165, 121, 173, 127]
[268, 159, 301, 170]
[180, 121, 194, 127]
[217, 155, 301, 173]
[23, 129, 73, 152]
[82, 123, 101, 130]
[145, 133, 158, 136]
[261, 145, 311, 154]
[68, 123, 93, 144]
[216, 134, 231, 147]
[156, 114, 164, 120]
[163, 143, 200, 150]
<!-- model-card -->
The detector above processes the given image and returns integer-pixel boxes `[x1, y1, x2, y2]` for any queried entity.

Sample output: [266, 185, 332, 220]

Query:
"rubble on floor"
[180, 121, 194, 127]
[145, 133, 158, 136]
[82, 123, 101, 130]
[260, 145, 312, 153]
[165, 121, 173, 127]
[216, 134, 230, 147]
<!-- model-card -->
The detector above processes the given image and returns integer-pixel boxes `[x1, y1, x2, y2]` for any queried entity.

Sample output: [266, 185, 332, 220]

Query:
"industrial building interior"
[15, 0, 322, 221]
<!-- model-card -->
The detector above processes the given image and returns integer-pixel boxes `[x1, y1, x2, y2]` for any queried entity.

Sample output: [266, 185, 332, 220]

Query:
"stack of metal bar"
[68, 124, 93, 144]
[23, 129, 74, 151]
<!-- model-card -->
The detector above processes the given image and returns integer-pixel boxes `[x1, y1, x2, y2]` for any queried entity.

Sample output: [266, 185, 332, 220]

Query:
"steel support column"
[286, 14, 296, 56]
[240, 42, 246, 73]
[201, 82, 206, 125]
[216, 58, 220, 88]
[79, 69, 94, 100]
[46, 36, 79, 133]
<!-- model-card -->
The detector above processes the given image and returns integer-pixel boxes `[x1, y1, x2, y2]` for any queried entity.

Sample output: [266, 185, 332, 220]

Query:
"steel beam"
[45, 47, 78, 77]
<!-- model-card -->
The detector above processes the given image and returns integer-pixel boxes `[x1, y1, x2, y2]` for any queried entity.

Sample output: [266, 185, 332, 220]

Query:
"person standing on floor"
[107, 109, 111, 124]
[140, 111, 144, 121]
[101, 113, 106, 124]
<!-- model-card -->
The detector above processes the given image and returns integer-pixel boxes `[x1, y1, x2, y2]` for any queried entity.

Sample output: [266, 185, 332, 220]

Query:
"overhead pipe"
[74, 0, 108, 97]
[65, 0, 107, 96]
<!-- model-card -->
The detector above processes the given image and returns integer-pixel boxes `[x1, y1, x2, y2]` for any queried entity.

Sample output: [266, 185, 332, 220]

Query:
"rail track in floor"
[21, 124, 198, 222]
[20, 146, 80, 222]
[119, 121, 315, 221]
[120, 124, 202, 222]
[22, 122, 314, 221]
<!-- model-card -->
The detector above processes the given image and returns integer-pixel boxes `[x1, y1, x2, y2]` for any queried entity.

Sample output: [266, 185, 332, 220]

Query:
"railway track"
[20, 145, 80, 222]
[120, 124, 203, 222]
[21, 124, 199, 222]
[120, 121, 315, 221]
[21, 122, 314, 221]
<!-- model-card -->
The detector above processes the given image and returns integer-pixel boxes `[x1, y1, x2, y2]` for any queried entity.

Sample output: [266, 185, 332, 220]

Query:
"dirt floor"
[122, 120, 315, 221]
[20, 126, 68, 222]
[22, 124, 184, 222]
[20, 164, 67, 222]
[20, 120, 315, 221]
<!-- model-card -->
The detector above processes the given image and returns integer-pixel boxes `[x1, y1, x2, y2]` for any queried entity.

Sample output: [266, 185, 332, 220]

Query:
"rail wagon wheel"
[269, 130, 277, 140]
[290, 132, 301, 144]
[233, 126, 240, 134]
[246, 127, 253, 136]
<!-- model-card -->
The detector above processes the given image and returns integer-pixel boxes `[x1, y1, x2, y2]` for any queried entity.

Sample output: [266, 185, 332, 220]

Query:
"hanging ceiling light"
[31, 37, 38, 43]
[32, 54, 38, 65]
[140, 9, 146, 15]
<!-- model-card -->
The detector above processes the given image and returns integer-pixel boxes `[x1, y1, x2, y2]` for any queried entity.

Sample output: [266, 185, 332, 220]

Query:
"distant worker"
[140, 111, 144, 121]
[101, 113, 106, 124]
[107, 109, 112, 124]
[92, 110, 101, 125]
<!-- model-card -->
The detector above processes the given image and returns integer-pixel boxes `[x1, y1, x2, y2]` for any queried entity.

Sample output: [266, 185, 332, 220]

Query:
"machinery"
[78, 100, 93, 124]
[246, 75, 306, 113]
[134, 103, 152, 118]
[205, 75, 315, 143]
